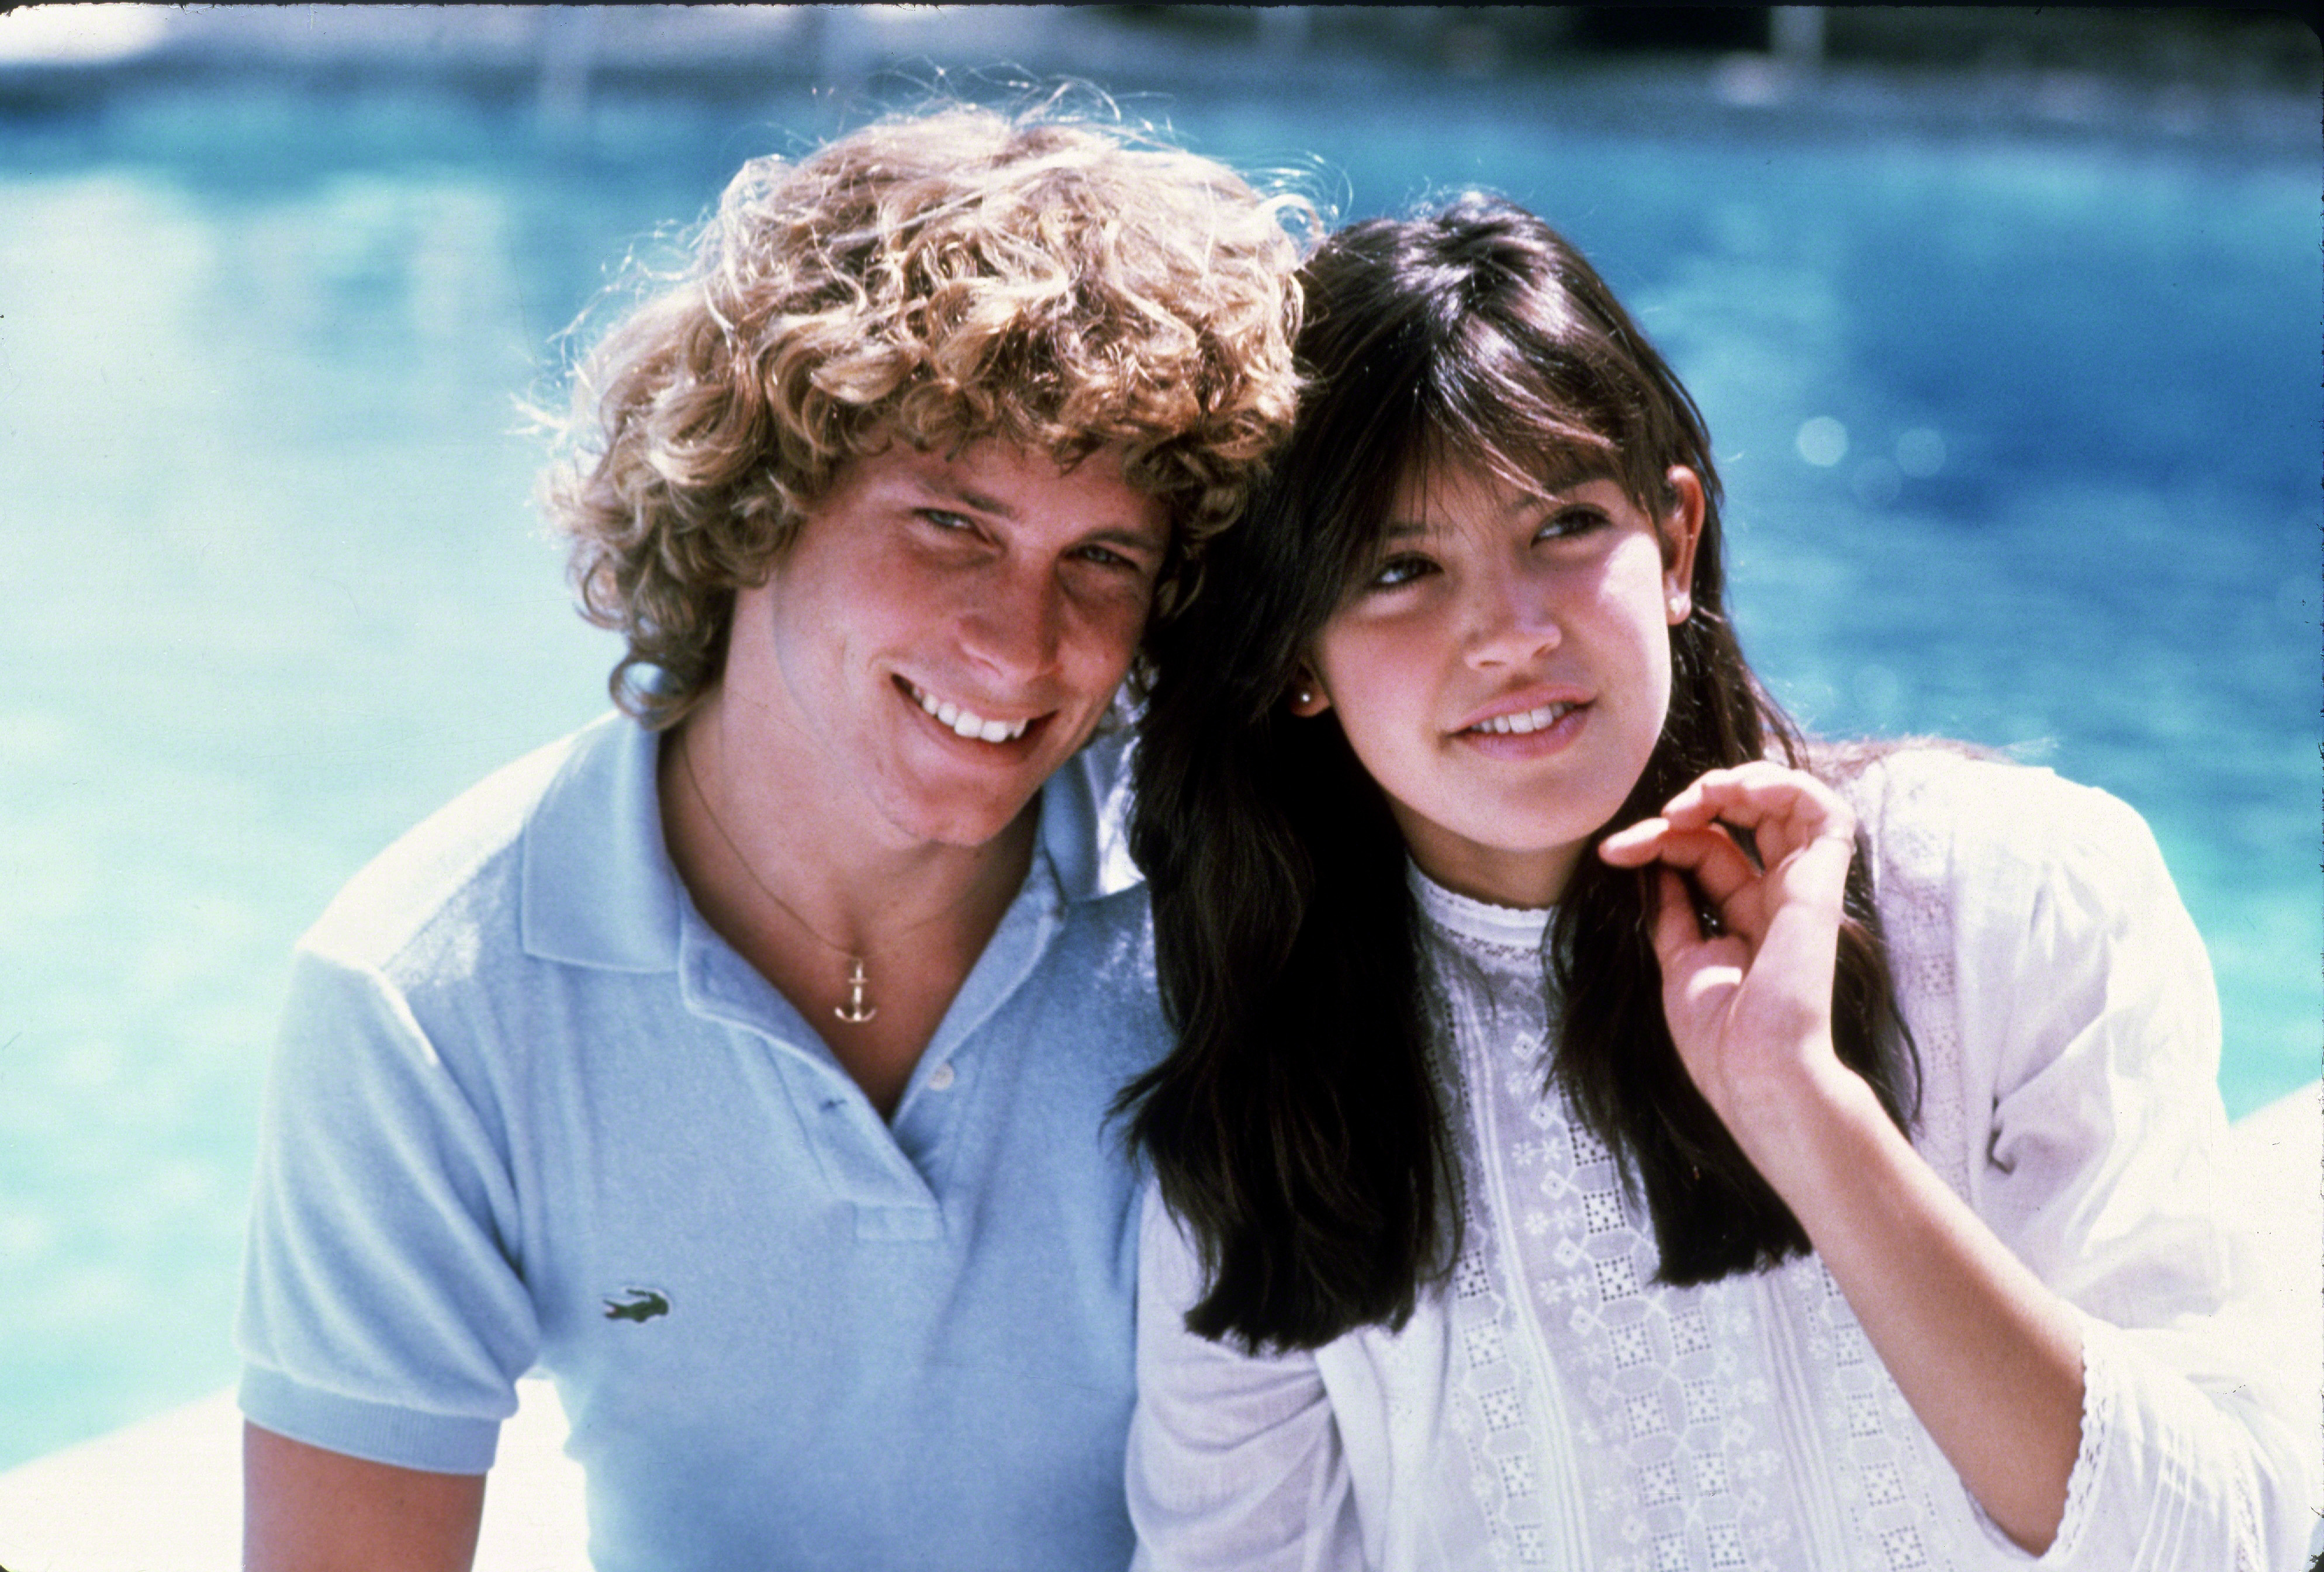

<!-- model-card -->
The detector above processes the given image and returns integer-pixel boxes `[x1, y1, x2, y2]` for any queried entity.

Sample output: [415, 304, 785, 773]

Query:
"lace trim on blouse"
[1407, 860, 1964, 1571]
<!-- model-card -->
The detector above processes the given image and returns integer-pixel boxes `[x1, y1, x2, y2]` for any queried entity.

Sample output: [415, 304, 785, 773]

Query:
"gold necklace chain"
[676, 725, 989, 1027]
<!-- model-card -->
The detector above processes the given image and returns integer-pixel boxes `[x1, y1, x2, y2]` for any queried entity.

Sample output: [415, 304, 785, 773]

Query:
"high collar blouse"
[1129, 749, 2312, 1572]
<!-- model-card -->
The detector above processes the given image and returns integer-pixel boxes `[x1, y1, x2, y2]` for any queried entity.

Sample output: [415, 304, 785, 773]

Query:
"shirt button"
[927, 1062, 956, 1092]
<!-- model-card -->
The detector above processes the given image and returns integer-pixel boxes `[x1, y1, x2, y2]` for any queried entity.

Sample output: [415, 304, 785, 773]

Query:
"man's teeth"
[912, 684, 1030, 743]
[1473, 702, 1573, 736]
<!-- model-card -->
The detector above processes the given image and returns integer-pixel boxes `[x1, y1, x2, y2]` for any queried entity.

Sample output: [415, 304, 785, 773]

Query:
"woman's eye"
[1368, 553, 1437, 589]
[1538, 505, 1610, 541]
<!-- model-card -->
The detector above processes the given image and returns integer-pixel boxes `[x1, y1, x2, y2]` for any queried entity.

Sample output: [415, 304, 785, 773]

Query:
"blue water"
[1, 77, 2315, 1470]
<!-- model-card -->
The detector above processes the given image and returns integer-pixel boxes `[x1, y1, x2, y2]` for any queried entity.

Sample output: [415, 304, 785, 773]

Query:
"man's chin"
[873, 781, 1047, 854]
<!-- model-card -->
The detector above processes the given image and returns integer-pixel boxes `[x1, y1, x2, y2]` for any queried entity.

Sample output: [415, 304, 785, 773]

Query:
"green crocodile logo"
[603, 1287, 670, 1322]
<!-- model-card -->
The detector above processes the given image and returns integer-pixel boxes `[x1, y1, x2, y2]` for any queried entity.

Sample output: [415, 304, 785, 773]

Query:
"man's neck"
[657, 693, 1039, 1116]
[680, 695, 1034, 937]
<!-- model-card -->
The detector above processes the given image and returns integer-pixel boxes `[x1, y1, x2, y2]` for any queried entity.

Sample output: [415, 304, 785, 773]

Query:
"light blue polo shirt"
[238, 712, 1163, 1571]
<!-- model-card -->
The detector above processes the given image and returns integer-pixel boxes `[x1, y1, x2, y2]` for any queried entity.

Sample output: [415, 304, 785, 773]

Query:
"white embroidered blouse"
[1128, 751, 2313, 1571]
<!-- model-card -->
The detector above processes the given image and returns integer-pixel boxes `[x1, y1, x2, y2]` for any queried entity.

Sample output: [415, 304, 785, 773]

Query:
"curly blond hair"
[542, 99, 1313, 729]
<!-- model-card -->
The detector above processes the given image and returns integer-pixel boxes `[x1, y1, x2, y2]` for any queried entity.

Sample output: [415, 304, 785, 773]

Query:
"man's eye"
[918, 508, 975, 532]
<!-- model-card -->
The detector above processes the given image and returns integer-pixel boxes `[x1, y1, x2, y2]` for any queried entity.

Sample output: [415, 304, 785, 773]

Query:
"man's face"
[731, 438, 1171, 851]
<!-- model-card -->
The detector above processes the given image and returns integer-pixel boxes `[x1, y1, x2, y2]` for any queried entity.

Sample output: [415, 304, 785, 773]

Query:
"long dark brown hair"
[1120, 194, 1918, 1353]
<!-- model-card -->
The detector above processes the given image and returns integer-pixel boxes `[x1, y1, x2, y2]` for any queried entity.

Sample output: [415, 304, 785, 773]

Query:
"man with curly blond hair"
[237, 101, 1307, 1571]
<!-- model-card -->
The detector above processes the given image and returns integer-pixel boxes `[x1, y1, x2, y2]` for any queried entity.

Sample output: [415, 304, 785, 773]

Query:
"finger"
[1662, 761, 1841, 829]
[1647, 865, 1707, 961]
[1656, 763, 1766, 822]
[1673, 763, 1849, 834]
[1645, 868, 1749, 991]
[1662, 766, 1856, 871]
[1597, 816, 1669, 867]
[1627, 823, 1761, 910]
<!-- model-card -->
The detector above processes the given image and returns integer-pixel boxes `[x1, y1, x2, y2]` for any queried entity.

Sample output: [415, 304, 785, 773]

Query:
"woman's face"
[1295, 458, 1702, 909]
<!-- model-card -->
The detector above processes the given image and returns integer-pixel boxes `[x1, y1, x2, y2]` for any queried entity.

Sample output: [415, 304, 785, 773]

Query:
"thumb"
[1646, 865, 1705, 972]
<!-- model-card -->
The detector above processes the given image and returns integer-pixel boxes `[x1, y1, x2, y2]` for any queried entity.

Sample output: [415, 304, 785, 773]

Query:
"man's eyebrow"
[1084, 519, 1168, 549]
[918, 478, 1020, 520]
[918, 474, 1167, 550]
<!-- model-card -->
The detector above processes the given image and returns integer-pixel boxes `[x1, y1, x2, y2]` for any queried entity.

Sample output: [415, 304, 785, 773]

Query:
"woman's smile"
[1452, 687, 1592, 757]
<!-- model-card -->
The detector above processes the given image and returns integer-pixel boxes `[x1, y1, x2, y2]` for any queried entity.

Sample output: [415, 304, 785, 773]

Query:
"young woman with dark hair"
[1120, 194, 2309, 1571]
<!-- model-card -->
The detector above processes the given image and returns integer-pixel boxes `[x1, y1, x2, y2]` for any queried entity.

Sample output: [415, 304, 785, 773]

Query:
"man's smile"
[900, 677, 1040, 745]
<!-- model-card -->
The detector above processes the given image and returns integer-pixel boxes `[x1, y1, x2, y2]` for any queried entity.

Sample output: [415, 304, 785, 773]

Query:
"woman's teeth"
[1472, 702, 1573, 736]
[911, 684, 1030, 743]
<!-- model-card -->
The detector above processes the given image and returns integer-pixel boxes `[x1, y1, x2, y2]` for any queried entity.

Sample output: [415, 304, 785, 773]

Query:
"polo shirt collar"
[520, 711, 1116, 972]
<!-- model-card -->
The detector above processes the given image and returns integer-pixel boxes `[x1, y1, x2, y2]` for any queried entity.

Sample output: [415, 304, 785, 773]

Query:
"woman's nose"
[1463, 566, 1562, 668]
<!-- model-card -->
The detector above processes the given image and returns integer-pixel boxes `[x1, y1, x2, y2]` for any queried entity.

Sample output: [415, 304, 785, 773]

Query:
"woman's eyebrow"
[1534, 465, 1622, 498]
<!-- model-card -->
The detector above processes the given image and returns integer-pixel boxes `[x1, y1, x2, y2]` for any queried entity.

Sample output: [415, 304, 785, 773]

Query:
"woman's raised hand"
[1607, 763, 2088, 1553]
[1597, 762, 1861, 1165]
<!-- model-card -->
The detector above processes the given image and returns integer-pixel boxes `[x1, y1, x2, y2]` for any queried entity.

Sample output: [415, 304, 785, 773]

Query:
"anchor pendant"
[834, 957, 878, 1024]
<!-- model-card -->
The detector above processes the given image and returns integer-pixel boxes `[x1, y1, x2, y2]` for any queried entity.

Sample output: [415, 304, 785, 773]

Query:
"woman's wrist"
[1716, 1048, 1893, 1204]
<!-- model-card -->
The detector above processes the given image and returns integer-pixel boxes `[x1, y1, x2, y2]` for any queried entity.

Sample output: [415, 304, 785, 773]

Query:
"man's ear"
[1661, 466, 1706, 624]
[1287, 664, 1332, 718]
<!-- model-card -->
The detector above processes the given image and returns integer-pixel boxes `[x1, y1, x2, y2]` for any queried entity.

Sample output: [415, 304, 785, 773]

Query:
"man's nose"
[960, 558, 1064, 683]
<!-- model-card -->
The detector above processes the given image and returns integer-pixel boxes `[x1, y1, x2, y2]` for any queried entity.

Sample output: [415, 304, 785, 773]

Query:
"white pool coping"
[2, 1081, 2315, 1570]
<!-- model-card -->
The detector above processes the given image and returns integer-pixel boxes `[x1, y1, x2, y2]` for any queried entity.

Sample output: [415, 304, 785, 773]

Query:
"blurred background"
[1, 4, 2316, 1473]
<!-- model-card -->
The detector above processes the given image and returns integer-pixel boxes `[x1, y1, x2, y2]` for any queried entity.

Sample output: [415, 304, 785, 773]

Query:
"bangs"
[1374, 314, 1636, 542]
[1437, 307, 1668, 506]
[1284, 202, 1713, 633]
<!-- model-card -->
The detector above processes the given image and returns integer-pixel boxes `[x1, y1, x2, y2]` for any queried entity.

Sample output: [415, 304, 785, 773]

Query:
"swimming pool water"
[1, 76, 2314, 1470]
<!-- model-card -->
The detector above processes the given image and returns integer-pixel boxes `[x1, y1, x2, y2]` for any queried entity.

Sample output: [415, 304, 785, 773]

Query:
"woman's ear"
[1661, 466, 1706, 624]
[1288, 664, 1332, 717]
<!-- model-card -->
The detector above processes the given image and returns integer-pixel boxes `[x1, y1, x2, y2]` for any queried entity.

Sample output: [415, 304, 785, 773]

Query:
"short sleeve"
[1126, 1187, 1364, 1572]
[236, 946, 538, 1473]
[1910, 760, 2314, 1568]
